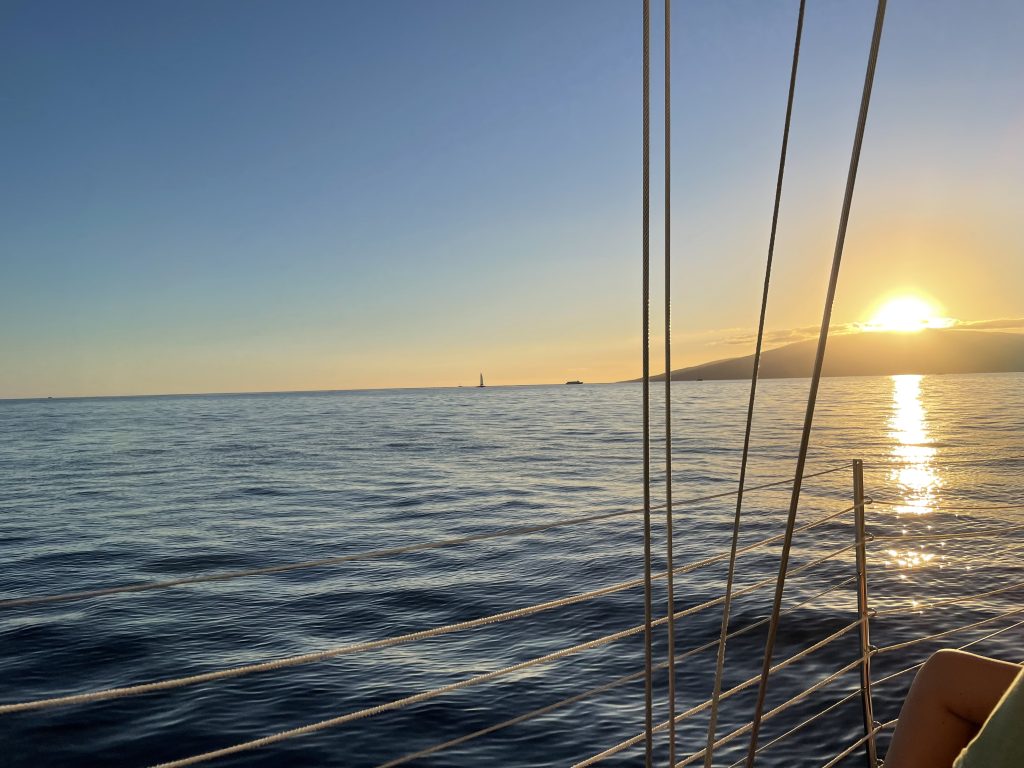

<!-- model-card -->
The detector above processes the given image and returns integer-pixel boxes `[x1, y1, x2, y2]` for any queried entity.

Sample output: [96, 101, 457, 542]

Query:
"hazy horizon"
[3, 0, 1023, 399]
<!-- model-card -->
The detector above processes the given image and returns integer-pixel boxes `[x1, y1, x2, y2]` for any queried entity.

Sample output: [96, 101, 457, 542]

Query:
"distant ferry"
[565, 380, 583, 385]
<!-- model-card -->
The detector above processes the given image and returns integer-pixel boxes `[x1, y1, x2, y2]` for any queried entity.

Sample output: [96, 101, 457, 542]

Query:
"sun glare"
[866, 296, 953, 333]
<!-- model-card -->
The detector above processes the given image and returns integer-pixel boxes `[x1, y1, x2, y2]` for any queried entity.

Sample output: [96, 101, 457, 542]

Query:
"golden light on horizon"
[865, 296, 954, 333]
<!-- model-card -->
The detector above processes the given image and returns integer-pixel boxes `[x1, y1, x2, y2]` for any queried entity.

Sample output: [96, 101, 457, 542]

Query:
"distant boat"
[478, 373, 485, 388]
[565, 380, 583, 385]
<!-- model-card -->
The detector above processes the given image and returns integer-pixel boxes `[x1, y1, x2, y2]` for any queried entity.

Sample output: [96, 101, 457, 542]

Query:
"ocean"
[1, 374, 1022, 767]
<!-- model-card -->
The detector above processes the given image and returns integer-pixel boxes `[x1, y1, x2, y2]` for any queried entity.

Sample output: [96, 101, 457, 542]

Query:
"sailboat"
[478, 373, 485, 388]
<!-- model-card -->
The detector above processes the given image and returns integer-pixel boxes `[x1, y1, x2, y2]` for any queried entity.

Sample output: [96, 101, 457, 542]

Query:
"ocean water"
[1, 374, 1022, 767]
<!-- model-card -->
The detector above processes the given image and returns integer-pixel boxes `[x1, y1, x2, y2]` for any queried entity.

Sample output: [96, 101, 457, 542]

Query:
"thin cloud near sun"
[715, 316, 1024, 349]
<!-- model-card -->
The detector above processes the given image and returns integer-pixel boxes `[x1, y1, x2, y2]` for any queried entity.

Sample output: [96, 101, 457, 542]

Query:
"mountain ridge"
[628, 329, 1024, 382]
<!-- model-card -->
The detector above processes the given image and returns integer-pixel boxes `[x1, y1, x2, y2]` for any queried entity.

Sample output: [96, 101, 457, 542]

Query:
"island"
[627, 329, 1024, 382]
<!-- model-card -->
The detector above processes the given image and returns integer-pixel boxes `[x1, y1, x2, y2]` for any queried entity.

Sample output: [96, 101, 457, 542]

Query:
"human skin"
[884, 649, 1021, 768]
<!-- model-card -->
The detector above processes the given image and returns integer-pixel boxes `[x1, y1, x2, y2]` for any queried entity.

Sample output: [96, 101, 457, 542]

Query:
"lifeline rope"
[728, 688, 865, 768]
[703, 2, 805, 764]
[678, 657, 865, 768]
[662, 0, 678, 762]
[380, 574, 858, 768]
[874, 605, 1024, 655]
[640, 0, 655, 764]
[580, 619, 865, 766]
[871, 617, 1024, 692]
[147, 623, 656, 768]
[0, 503, 859, 716]
[744, 3, 887, 764]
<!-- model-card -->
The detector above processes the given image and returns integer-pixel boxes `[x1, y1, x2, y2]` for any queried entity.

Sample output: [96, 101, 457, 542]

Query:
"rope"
[704, 3, 806, 765]
[146, 620, 661, 768]
[662, 3, 678, 761]
[873, 606, 1024, 654]
[744, 3, 887, 763]
[640, 1, 654, 763]
[871, 617, 1024, 693]
[819, 720, 895, 768]
[148, 589, 869, 768]
[0, 584, 643, 715]
[0, 465, 849, 612]
[576, 620, 865, 767]
[874, 579, 1024, 618]
[379, 576, 856, 768]
[0, 504, 857, 716]
[374, 673, 646, 768]
[726, 688, 864, 768]
[871, 522, 1024, 543]
[670, 540, 859, 626]
[675, 657, 865, 768]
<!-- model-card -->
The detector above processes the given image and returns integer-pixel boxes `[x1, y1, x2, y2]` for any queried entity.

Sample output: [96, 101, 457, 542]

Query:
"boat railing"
[2, 459, 1023, 767]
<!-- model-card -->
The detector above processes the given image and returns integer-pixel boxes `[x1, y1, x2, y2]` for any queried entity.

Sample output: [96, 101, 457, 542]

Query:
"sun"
[865, 296, 953, 333]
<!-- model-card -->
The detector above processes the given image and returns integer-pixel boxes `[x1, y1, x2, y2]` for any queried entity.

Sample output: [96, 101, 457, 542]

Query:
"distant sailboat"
[478, 373, 485, 388]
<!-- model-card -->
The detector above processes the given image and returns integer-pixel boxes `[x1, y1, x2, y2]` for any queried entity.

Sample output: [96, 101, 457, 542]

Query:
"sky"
[1, 0, 1022, 398]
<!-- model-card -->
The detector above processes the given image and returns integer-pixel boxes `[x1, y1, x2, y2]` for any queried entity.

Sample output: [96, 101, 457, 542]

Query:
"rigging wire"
[640, 0, 655, 763]
[743, 3, 888, 764]
[376, 575, 857, 768]
[704, 2, 806, 764]
[663, 1, 678, 760]
[579, 620, 865, 767]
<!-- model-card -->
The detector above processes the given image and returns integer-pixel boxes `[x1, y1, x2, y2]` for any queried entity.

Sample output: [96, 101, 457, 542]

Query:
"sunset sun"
[866, 296, 953, 333]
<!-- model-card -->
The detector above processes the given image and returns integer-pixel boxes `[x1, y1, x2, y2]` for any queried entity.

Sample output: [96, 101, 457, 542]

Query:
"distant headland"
[627, 329, 1024, 382]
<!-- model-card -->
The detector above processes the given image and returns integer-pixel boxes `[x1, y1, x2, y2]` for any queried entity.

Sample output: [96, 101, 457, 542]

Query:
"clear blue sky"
[2, 0, 1022, 397]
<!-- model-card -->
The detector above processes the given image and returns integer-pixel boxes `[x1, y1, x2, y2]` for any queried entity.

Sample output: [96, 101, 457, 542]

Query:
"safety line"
[675, 657, 865, 767]
[575, 620, 864, 767]
[819, 720, 895, 768]
[374, 674, 646, 768]
[871, 617, 1024, 692]
[148, 589, 870, 768]
[0, 506, 858, 716]
[377, 577, 856, 768]
[145, 622, 655, 768]
[874, 606, 1024, 654]
[725, 688, 863, 768]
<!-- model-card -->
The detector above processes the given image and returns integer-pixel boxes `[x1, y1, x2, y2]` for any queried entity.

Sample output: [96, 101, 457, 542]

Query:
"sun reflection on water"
[888, 375, 941, 515]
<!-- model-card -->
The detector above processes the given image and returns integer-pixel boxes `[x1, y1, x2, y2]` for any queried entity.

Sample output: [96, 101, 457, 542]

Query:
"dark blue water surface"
[1, 375, 1022, 767]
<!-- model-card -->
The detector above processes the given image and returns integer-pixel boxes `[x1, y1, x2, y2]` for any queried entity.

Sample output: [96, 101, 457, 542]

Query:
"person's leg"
[884, 649, 1020, 768]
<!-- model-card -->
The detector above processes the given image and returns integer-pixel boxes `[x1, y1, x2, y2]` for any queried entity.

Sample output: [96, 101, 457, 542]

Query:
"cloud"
[721, 323, 859, 347]
[951, 318, 1024, 331]
[712, 317, 1024, 351]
